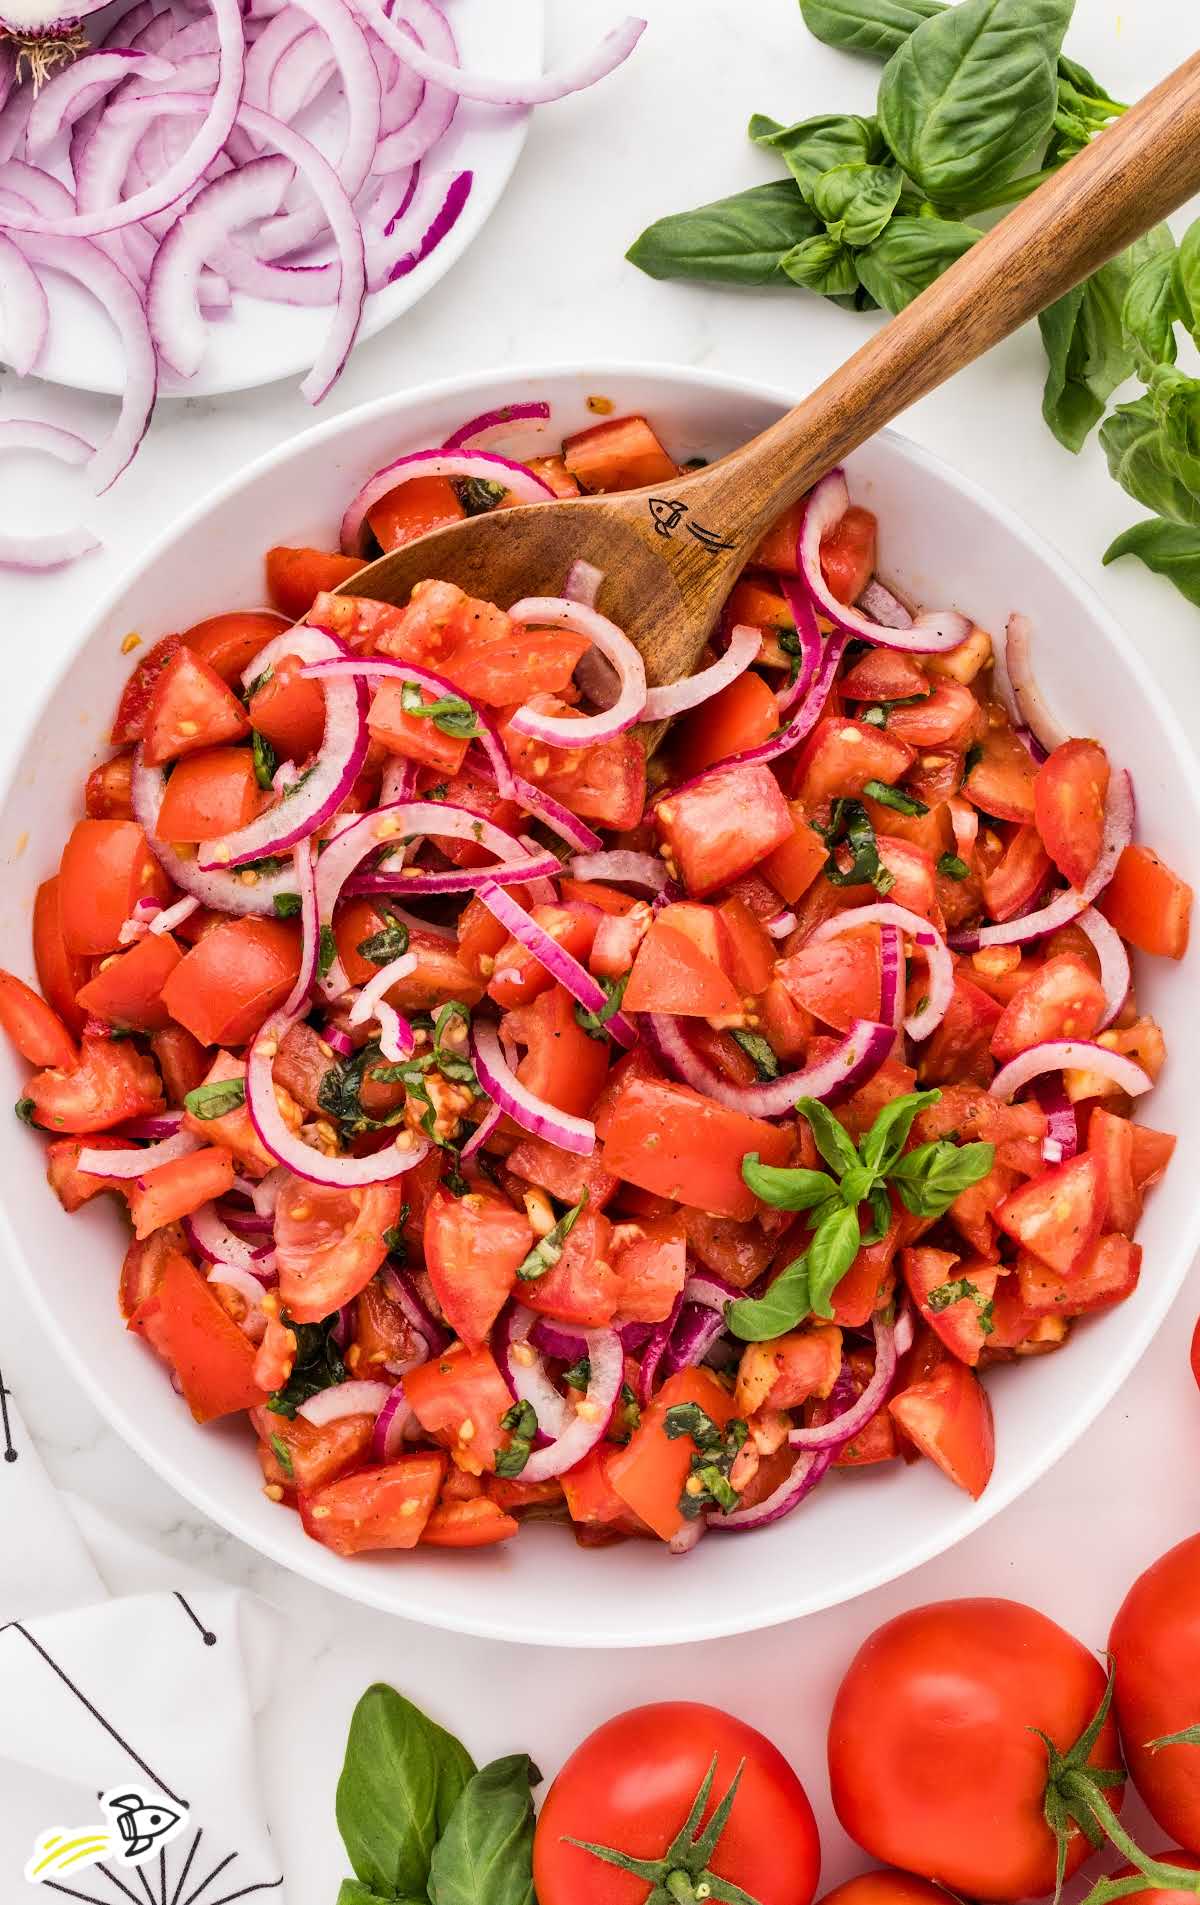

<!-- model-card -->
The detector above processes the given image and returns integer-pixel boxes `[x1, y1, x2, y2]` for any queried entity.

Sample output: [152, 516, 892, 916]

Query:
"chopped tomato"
[502, 696, 646, 830]
[994, 1152, 1107, 1274]
[526, 454, 580, 498]
[85, 752, 134, 820]
[980, 825, 1053, 922]
[131, 1250, 266, 1423]
[420, 1497, 520, 1547]
[791, 716, 915, 807]
[119, 1222, 182, 1330]
[161, 917, 302, 1046]
[127, 1145, 236, 1239]
[903, 1246, 997, 1367]
[776, 927, 881, 1032]
[830, 1215, 899, 1328]
[424, 1186, 532, 1347]
[723, 577, 796, 641]
[300, 1454, 447, 1554]
[1035, 739, 1110, 888]
[75, 932, 184, 1033]
[1016, 1232, 1141, 1317]
[180, 1049, 300, 1175]
[1131, 1122, 1176, 1190]
[252, 1405, 373, 1492]
[34, 877, 89, 1035]
[888, 1357, 994, 1497]
[111, 634, 185, 744]
[367, 473, 466, 552]
[511, 983, 610, 1119]
[561, 1443, 641, 1529]
[948, 1158, 1016, 1259]
[354, 1276, 425, 1372]
[734, 1326, 842, 1415]
[405, 1344, 515, 1474]
[445, 614, 588, 708]
[763, 804, 828, 905]
[599, 1067, 791, 1220]
[141, 646, 250, 767]
[916, 974, 1001, 1088]
[622, 915, 741, 1017]
[265, 547, 364, 620]
[507, 1135, 619, 1210]
[0, 968, 77, 1069]
[612, 1212, 687, 1323]
[249, 653, 327, 762]
[487, 905, 599, 1010]
[46, 1134, 128, 1211]
[26, 1034, 164, 1133]
[881, 680, 982, 751]
[183, 609, 289, 684]
[335, 905, 483, 1006]
[607, 1367, 739, 1542]
[367, 677, 471, 775]
[840, 650, 929, 702]
[964, 726, 1038, 824]
[656, 762, 793, 897]
[519, 1207, 620, 1328]
[671, 670, 780, 780]
[684, 1207, 780, 1288]
[1100, 844, 1192, 960]
[155, 747, 263, 842]
[820, 504, 877, 604]
[718, 897, 775, 995]
[58, 819, 171, 955]
[990, 954, 1106, 1062]
[1087, 1107, 1139, 1235]
[562, 414, 676, 492]
[275, 1179, 406, 1323]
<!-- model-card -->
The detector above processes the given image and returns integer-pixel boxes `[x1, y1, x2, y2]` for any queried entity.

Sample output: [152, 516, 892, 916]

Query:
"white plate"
[2, 362, 1199, 1648]
[13, 0, 543, 398]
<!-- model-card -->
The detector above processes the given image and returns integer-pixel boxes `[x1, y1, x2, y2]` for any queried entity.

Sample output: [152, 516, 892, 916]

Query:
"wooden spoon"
[340, 51, 1200, 692]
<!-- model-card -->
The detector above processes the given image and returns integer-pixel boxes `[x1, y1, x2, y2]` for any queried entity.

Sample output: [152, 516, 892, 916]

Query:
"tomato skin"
[1110, 1852, 1200, 1905]
[791, 717, 915, 809]
[34, 877, 89, 1036]
[27, 1034, 164, 1133]
[419, 1497, 520, 1547]
[161, 917, 302, 1046]
[424, 1186, 532, 1347]
[1110, 1536, 1200, 1853]
[405, 1344, 514, 1474]
[820, 503, 876, 603]
[132, 1250, 266, 1422]
[980, 826, 1053, 922]
[990, 954, 1106, 1062]
[275, 1179, 405, 1324]
[764, 805, 829, 906]
[86, 752, 135, 820]
[608, 1367, 740, 1542]
[59, 818, 171, 956]
[46, 1134, 128, 1211]
[1034, 739, 1110, 888]
[265, 547, 364, 620]
[520, 1207, 619, 1328]
[141, 646, 251, 766]
[1100, 844, 1192, 960]
[817, 1876, 949, 1905]
[502, 696, 646, 831]
[510, 983, 610, 1119]
[622, 917, 741, 1017]
[299, 1453, 446, 1554]
[0, 968, 78, 1069]
[183, 609, 289, 684]
[562, 414, 677, 492]
[75, 932, 184, 1033]
[110, 634, 183, 744]
[672, 669, 781, 779]
[533, 1702, 821, 1905]
[155, 746, 263, 842]
[657, 763, 794, 897]
[777, 928, 881, 1033]
[127, 1145, 236, 1239]
[964, 727, 1039, 825]
[445, 616, 588, 709]
[994, 1152, 1107, 1275]
[888, 1358, 994, 1495]
[599, 1068, 792, 1220]
[252, 1405, 374, 1494]
[829, 1599, 1122, 1900]
[612, 1211, 687, 1323]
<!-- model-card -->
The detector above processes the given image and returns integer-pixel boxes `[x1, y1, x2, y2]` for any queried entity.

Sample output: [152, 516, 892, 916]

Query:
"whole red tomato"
[818, 1876, 949, 1905]
[1111, 1535, 1200, 1853]
[1112, 1852, 1200, 1905]
[533, 1701, 820, 1905]
[828, 1599, 1122, 1901]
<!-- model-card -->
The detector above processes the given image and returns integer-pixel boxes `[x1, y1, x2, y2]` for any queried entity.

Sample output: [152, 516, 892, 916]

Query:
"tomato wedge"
[888, 1357, 995, 1497]
[424, 1186, 532, 1347]
[275, 1178, 406, 1323]
[1100, 843, 1192, 960]
[0, 968, 78, 1069]
[299, 1454, 447, 1554]
[1034, 739, 1110, 888]
[131, 1250, 266, 1423]
[994, 1152, 1107, 1274]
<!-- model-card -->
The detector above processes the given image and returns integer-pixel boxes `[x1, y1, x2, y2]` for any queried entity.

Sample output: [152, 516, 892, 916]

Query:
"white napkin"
[0, 1376, 285, 1903]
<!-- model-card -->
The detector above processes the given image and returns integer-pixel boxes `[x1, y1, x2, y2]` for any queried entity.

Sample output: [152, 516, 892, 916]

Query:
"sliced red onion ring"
[476, 879, 637, 1049]
[990, 1039, 1152, 1103]
[371, 1381, 415, 1459]
[563, 558, 604, 608]
[878, 922, 903, 1031]
[348, 950, 417, 1024]
[642, 1013, 895, 1117]
[371, 0, 457, 172]
[380, 756, 420, 805]
[1077, 905, 1131, 1029]
[375, 1000, 414, 1061]
[321, 1020, 356, 1058]
[78, 1129, 202, 1177]
[665, 1291, 729, 1380]
[281, 835, 320, 1016]
[443, 399, 551, 452]
[150, 894, 201, 936]
[788, 1310, 899, 1450]
[132, 750, 303, 917]
[384, 1265, 450, 1354]
[497, 1304, 573, 1440]
[565, 850, 667, 892]
[0, 420, 100, 571]
[0, 236, 49, 377]
[117, 1110, 184, 1140]
[1034, 1076, 1078, 1165]
[518, 1325, 623, 1484]
[857, 578, 914, 629]
[185, 1202, 275, 1277]
[1005, 613, 1068, 756]
[460, 1098, 502, 1160]
[811, 903, 953, 1042]
[516, 833, 559, 909]
[147, 154, 293, 377]
[376, 166, 472, 285]
[298, 1377, 392, 1424]
[471, 1018, 595, 1156]
[777, 577, 822, 715]
[507, 596, 646, 745]
[765, 909, 797, 940]
[512, 778, 603, 854]
[711, 1443, 835, 1532]
[11, 232, 156, 493]
[340, 448, 552, 555]
[253, 0, 381, 259]
[662, 630, 848, 797]
[969, 771, 1133, 950]
[361, 2, 644, 107]
[641, 624, 761, 723]
[26, 48, 174, 150]
[302, 653, 515, 796]
[800, 470, 971, 654]
[206, 1262, 269, 1332]
[248, 1007, 433, 1182]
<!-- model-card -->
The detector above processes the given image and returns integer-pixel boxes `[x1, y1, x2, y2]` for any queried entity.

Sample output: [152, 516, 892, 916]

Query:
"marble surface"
[3, 0, 1200, 1895]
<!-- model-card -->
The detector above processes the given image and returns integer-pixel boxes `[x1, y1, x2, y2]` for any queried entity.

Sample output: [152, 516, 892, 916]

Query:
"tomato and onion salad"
[4, 402, 1190, 1561]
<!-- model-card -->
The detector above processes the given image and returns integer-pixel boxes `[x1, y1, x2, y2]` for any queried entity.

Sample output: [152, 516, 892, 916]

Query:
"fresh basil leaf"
[516, 1190, 588, 1281]
[811, 162, 902, 248]
[399, 680, 479, 738]
[749, 111, 884, 199]
[337, 1883, 420, 1905]
[730, 1028, 779, 1080]
[795, 1096, 860, 1178]
[495, 1401, 538, 1478]
[838, 1162, 875, 1209]
[821, 797, 894, 892]
[1148, 364, 1200, 496]
[452, 476, 509, 516]
[664, 1406, 748, 1518]
[336, 1685, 476, 1901]
[267, 1433, 294, 1480]
[798, 0, 945, 61]
[937, 852, 970, 880]
[1102, 395, 1200, 528]
[862, 777, 928, 816]
[251, 728, 277, 791]
[1178, 216, 1200, 341]
[891, 1138, 995, 1215]
[273, 892, 302, 919]
[864, 1181, 894, 1246]
[727, 1252, 813, 1341]
[428, 1754, 539, 1905]
[561, 1356, 590, 1392]
[878, 0, 1073, 206]
[183, 1075, 246, 1120]
[742, 1152, 838, 1211]
[358, 918, 411, 966]
[927, 1273, 995, 1334]
[855, 215, 977, 314]
[806, 1201, 863, 1318]
[1123, 247, 1181, 375]
[781, 232, 860, 297]
[627, 180, 821, 287]
[574, 971, 630, 1042]
[267, 1313, 346, 1418]
[318, 924, 337, 980]
[1040, 230, 1175, 452]
[860, 1087, 941, 1177]
[1104, 519, 1200, 607]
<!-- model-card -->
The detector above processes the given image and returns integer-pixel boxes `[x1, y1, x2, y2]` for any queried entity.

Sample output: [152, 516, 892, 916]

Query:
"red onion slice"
[971, 770, 1133, 949]
[765, 909, 797, 940]
[663, 630, 848, 797]
[641, 623, 761, 723]
[132, 750, 304, 917]
[564, 557, 605, 610]
[374, 999, 414, 1061]
[248, 1007, 433, 1183]
[185, 1201, 276, 1277]
[253, 0, 381, 259]
[476, 879, 637, 1049]
[800, 470, 971, 653]
[497, 1303, 573, 1440]
[990, 1039, 1152, 1103]
[776, 577, 822, 715]
[811, 903, 953, 1042]
[371, 0, 457, 172]
[443, 399, 551, 452]
[642, 1013, 895, 1117]
[385, 1265, 450, 1354]
[207, 1262, 269, 1333]
[0, 235, 48, 377]
[340, 447, 552, 555]
[506, 596, 646, 744]
[282, 835, 320, 1016]
[519, 1326, 623, 1484]
[371, 1381, 416, 1459]
[1034, 1076, 1078, 1165]
[148, 155, 294, 377]
[348, 950, 417, 1027]
[1077, 905, 1131, 1029]
[512, 778, 603, 854]
[367, 165, 471, 292]
[298, 1377, 392, 1424]
[1005, 613, 1068, 756]
[0, 419, 101, 571]
[711, 1444, 835, 1531]
[471, 1019, 596, 1156]
[78, 1129, 202, 1177]
[361, 3, 645, 107]
[878, 921, 903, 1031]
[26, 48, 174, 150]
[150, 894, 201, 936]
[460, 1098, 502, 1160]
[565, 850, 667, 892]
[302, 653, 516, 796]
[857, 578, 914, 629]
[788, 1310, 899, 1450]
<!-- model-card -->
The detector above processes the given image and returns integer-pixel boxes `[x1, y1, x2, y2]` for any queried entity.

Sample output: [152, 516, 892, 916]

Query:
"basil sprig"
[729, 1088, 994, 1341]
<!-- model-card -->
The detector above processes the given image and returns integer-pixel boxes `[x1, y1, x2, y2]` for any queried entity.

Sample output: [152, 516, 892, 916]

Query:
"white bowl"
[2, 363, 1198, 1648]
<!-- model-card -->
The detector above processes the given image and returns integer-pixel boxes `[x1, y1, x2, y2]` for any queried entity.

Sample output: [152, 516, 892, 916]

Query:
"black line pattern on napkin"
[173, 1593, 218, 1648]
[0, 1366, 18, 1462]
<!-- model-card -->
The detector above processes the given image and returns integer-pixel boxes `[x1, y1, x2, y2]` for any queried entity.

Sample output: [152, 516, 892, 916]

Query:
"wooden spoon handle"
[686, 47, 1200, 547]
